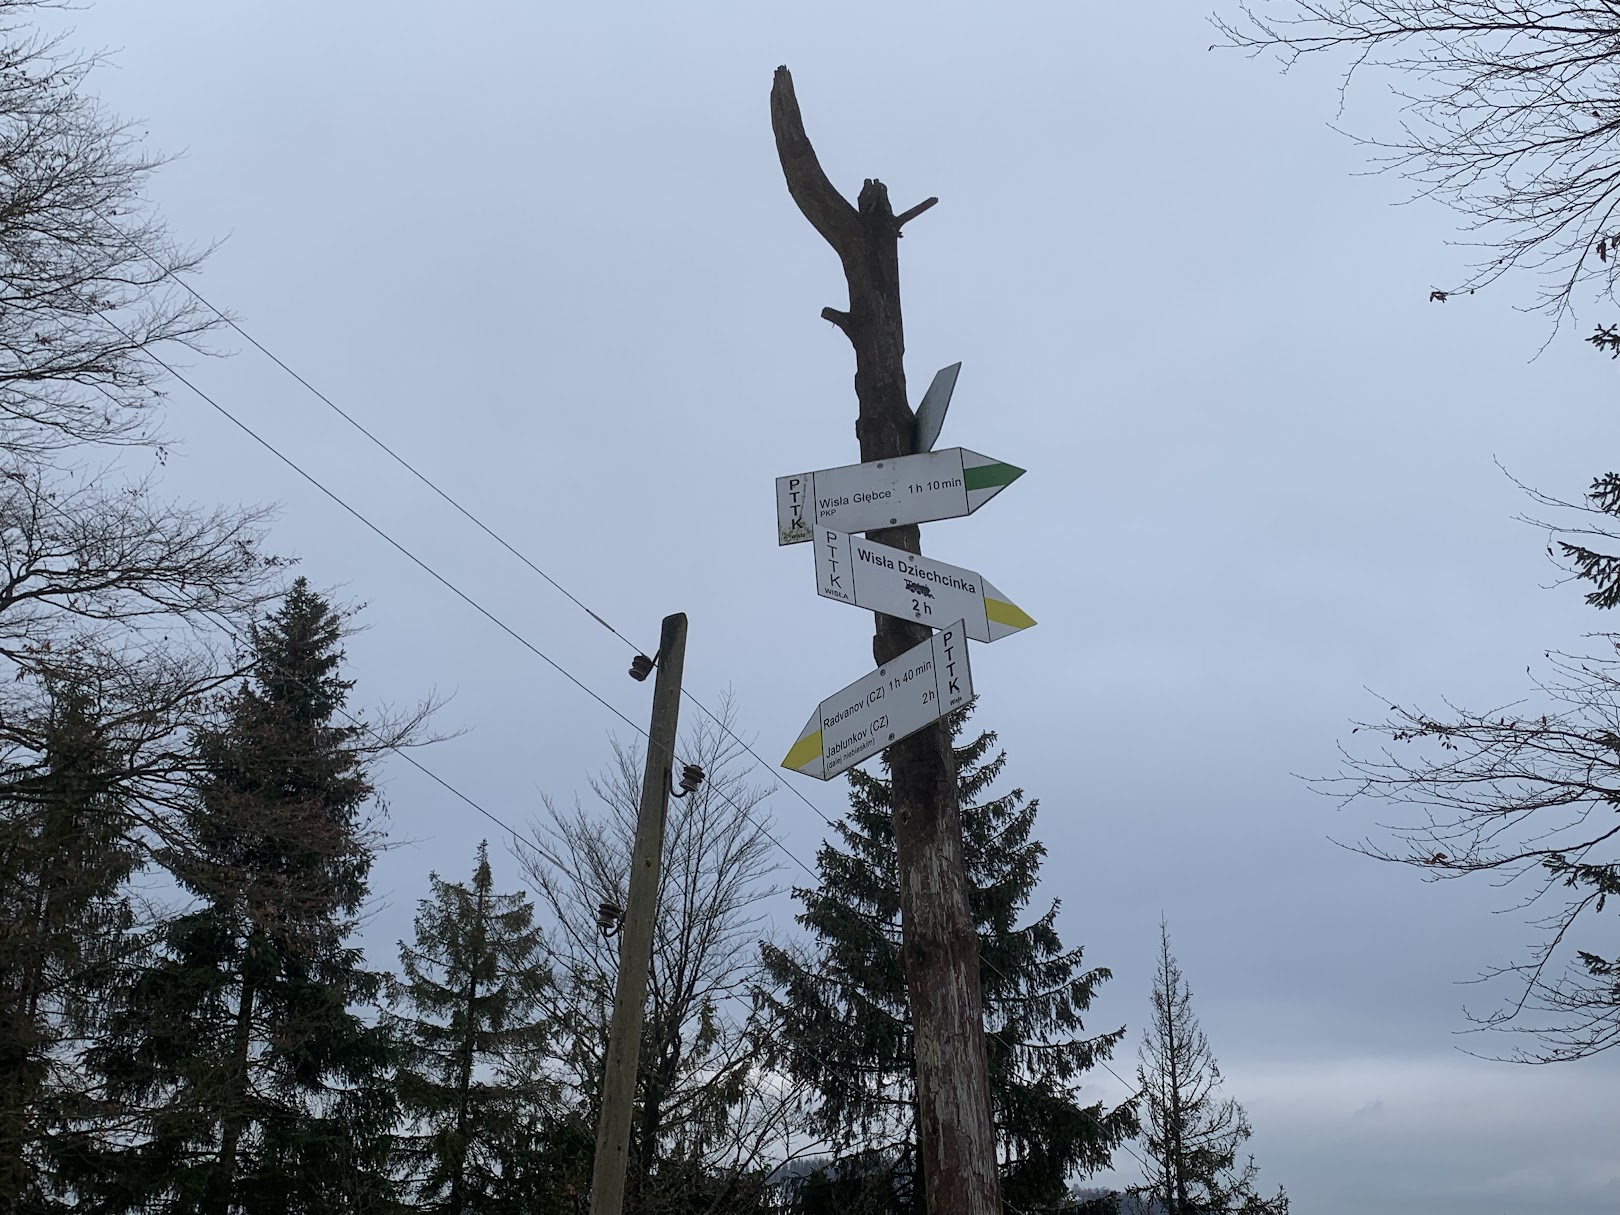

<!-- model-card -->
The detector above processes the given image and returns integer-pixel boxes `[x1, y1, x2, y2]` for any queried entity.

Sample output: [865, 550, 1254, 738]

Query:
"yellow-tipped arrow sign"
[811, 528, 1035, 643]
[782, 621, 974, 781]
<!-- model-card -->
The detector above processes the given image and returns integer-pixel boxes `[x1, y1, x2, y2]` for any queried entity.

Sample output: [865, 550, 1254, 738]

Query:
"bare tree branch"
[770, 67, 860, 258]
[0, 0, 226, 455]
[1217, 1, 1620, 319]
[514, 695, 790, 1191]
[1324, 655, 1620, 1060]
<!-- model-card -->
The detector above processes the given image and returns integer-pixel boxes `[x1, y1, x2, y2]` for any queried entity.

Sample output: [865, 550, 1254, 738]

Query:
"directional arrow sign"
[813, 527, 1035, 643]
[781, 621, 973, 781]
[776, 447, 1023, 546]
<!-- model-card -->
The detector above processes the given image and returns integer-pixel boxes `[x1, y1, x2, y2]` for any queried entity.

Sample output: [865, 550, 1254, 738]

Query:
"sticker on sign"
[781, 621, 974, 781]
[813, 528, 1035, 643]
[775, 448, 1022, 545]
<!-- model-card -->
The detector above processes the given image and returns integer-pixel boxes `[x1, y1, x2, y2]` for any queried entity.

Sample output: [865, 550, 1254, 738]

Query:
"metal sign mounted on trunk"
[812, 528, 1034, 643]
[775, 447, 1023, 545]
[912, 361, 962, 454]
[781, 620, 973, 781]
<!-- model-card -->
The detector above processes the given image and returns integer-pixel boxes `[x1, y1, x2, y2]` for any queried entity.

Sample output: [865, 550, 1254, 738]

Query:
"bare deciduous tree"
[1333, 653, 1620, 1061]
[1217, 2, 1620, 319]
[1, 0, 224, 456]
[0, 474, 290, 1207]
[0, 6, 319, 1203]
[516, 698, 804, 1211]
[0, 0, 279, 854]
[1218, 0, 1620, 1067]
[0, 463, 282, 811]
[1320, 473, 1620, 1062]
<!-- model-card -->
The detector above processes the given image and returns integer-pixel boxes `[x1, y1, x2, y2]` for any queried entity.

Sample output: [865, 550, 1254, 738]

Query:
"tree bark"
[769, 65, 1000, 1215]
[0, 883, 50, 1210]
[450, 882, 486, 1215]
[212, 965, 257, 1215]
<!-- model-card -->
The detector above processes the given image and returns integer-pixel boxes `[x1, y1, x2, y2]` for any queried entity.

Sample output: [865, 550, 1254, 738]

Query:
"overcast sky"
[49, 2, 1620, 1211]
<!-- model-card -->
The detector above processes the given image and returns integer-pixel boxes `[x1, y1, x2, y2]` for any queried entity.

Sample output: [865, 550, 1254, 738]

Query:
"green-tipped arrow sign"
[776, 447, 1023, 546]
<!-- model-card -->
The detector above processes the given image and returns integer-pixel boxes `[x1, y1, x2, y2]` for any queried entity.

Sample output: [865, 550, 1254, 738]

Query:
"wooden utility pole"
[769, 67, 1001, 1215]
[590, 612, 688, 1215]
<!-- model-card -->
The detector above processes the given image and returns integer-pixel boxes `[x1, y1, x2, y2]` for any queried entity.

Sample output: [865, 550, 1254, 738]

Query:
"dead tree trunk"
[769, 65, 1001, 1215]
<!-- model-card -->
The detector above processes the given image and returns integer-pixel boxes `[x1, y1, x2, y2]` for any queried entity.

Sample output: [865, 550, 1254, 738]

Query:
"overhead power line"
[93, 315, 825, 887]
[100, 216, 849, 848]
[121, 326, 826, 884]
[131, 336, 651, 742]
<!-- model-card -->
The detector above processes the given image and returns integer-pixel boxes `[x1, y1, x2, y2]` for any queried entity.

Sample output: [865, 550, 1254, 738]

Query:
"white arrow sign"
[776, 447, 1023, 546]
[812, 527, 1035, 643]
[781, 621, 973, 781]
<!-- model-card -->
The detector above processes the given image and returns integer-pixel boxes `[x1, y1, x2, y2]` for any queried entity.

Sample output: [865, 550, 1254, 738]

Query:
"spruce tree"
[85, 579, 397, 1215]
[763, 708, 1135, 1212]
[387, 841, 553, 1215]
[1131, 922, 1286, 1215]
[0, 681, 141, 1212]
